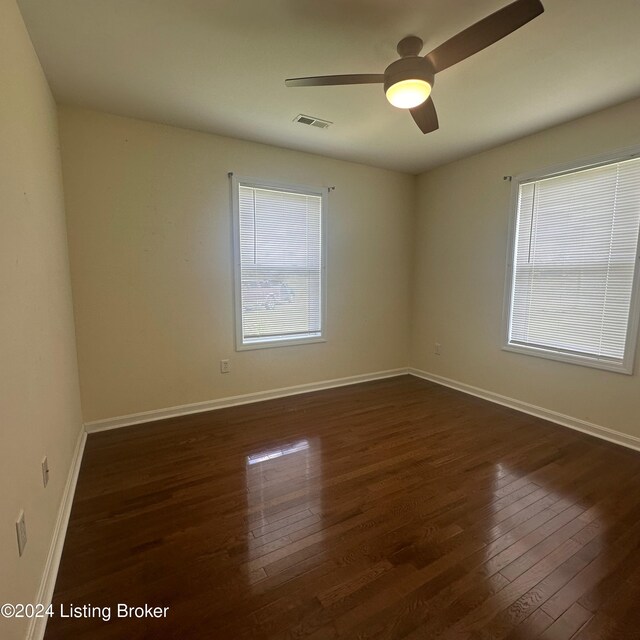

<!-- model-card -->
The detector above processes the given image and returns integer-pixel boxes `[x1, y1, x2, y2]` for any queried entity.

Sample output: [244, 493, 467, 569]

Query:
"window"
[231, 176, 326, 349]
[504, 151, 640, 374]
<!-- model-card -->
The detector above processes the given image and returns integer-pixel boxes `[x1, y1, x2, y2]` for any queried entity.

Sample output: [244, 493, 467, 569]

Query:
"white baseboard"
[409, 368, 640, 453]
[27, 427, 87, 640]
[84, 368, 409, 433]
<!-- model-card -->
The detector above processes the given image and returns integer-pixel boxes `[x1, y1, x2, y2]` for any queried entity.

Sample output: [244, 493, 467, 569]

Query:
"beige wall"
[60, 98, 640, 439]
[411, 97, 640, 440]
[0, 1, 83, 638]
[58, 106, 414, 423]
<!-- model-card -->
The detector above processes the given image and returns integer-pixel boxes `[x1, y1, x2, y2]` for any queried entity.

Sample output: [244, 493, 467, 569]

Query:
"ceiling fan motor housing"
[383, 56, 435, 95]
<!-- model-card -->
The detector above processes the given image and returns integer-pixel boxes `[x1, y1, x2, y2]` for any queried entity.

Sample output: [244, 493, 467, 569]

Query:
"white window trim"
[502, 146, 640, 375]
[230, 174, 328, 351]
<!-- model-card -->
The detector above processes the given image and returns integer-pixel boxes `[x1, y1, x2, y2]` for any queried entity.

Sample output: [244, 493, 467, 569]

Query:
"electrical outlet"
[220, 359, 231, 374]
[434, 342, 441, 356]
[16, 511, 27, 557]
[42, 456, 49, 488]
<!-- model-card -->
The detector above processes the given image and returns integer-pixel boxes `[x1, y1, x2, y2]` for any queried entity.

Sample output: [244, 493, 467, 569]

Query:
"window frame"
[502, 147, 640, 375]
[231, 174, 328, 351]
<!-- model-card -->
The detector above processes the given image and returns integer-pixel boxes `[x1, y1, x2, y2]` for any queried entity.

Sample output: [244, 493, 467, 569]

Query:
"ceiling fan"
[285, 0, 544, 134]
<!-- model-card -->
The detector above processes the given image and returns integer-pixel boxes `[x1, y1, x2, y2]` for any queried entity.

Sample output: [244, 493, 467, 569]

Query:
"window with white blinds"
[505, 153, 640, 373]
[232, 177, 325, 349]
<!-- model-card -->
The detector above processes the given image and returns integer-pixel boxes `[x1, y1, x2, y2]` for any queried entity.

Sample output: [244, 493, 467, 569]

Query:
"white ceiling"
[17, 0, 640, 174]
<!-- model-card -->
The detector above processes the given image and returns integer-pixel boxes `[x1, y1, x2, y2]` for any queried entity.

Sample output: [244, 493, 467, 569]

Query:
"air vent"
[294, 114, 332, 129]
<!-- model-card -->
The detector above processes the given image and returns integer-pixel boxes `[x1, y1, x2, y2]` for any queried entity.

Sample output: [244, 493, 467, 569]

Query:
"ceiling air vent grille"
[294, 114, 332, 129]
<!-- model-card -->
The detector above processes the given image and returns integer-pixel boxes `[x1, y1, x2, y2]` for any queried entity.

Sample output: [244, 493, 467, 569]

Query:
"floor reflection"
[245, 436, 322, 586]
[247, 439, 310, 465]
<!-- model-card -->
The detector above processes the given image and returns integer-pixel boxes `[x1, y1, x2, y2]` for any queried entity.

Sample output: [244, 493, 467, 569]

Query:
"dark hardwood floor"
[46, 375, 640, 639]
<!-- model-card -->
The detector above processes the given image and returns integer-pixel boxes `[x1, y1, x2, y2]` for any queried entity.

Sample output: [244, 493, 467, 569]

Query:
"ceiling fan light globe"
[386, 79, 432, 109]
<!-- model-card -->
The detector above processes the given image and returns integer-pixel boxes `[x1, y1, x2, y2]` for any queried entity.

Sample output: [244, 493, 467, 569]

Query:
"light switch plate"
[16, 511, 27, 557]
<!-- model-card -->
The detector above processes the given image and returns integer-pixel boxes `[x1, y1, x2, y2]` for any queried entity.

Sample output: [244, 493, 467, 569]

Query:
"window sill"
[502, 343, 633, 375]
[236, 336, 326, 352]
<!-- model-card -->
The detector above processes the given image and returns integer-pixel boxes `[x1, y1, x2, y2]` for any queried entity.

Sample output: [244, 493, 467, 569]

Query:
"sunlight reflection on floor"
[245, 437, 323, 587]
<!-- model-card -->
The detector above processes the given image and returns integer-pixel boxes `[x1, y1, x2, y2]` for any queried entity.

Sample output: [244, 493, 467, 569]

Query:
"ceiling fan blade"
[411, 97, 439, 134]
[426, 0, 544, 73]
[285, 74, 384, 87]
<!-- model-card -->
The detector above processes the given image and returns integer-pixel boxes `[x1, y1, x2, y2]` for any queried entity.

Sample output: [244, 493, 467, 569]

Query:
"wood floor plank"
[504, 608, 555, 639]
[44, 376, 640, 639]
[538, 602, 592, 640]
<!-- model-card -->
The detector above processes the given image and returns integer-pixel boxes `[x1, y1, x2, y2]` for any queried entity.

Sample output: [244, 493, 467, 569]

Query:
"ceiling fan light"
[385, 78, 431, 109]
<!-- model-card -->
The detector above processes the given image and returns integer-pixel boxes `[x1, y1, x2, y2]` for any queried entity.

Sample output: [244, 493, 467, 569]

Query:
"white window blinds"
[234, 181, 324, 347]
[507, 155, 640, 371]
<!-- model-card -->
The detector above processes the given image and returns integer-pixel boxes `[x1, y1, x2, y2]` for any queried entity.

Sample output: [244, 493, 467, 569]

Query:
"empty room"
[3, 0, 640, 638]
